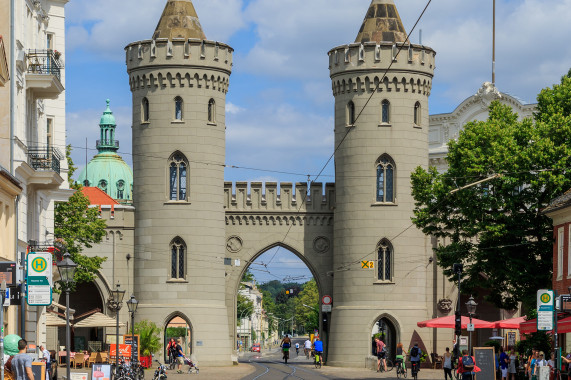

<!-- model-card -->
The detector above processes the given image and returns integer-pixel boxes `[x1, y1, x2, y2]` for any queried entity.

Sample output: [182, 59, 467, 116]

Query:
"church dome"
[77, 100, 133, 203]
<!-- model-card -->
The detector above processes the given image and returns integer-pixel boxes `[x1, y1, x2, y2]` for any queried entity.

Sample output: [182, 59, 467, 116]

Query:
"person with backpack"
[375, 337, 387, 372]
[499, 346, 509, 380]
[410, 343, 422, 376]
[457, 349, 480, 380]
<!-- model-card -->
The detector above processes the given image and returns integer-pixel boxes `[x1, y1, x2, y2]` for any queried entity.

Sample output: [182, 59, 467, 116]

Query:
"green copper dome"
[77, 100, 133, 203]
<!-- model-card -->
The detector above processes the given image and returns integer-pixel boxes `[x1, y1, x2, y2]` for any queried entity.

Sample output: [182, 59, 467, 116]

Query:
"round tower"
[125, 0, 233, 365]
[328, 0, 436, 366]
[77, 99, 133, 203]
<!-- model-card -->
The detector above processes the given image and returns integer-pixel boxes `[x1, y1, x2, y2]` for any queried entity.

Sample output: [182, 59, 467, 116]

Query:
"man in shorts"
[176, 339, 185, 373]
[499, 346, 509, 380]
[12, 339, 34, 380]
[375, 337, 386, 372]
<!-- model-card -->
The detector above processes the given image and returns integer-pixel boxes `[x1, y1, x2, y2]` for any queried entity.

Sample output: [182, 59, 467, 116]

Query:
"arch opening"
[371, 315, 400, 362]
[164, 313, 193, 362]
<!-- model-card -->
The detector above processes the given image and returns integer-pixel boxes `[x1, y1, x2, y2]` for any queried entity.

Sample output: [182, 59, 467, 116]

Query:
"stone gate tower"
[328, 0, 436, 366]
[125, 0, 233, 365]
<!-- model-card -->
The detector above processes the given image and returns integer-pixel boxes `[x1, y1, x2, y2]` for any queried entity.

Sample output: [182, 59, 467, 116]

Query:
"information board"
[123, 335, 140, 362]
[109, 344, 131, 360]
[31, 362, 46, 380]
[26, 252, 53, 306]
[474, 347, 495, 380]
[0, 262, 17, 287]
[537, 289, 554, 331]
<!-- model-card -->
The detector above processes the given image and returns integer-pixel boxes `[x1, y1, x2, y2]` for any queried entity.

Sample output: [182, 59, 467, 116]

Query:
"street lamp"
[126, 295, 138, 364]
[466, 295, 478, 354]
[1, 280, 7, 380]
[56, 252, 77, 380]
[108, 283, 125, 375]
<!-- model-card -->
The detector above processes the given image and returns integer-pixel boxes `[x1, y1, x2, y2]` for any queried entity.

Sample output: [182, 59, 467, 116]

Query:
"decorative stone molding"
[225, 214, 333, 227]
[476, 82, 501, 109]
[437, 298, 453, 314]
[313, 236, 330, 254]
[226, 236, 243, 253]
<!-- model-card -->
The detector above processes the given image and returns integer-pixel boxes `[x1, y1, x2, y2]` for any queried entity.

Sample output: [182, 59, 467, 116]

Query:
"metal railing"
[96, 139, 120, 149]
[27, 146, 63, 174]
[26, 49, 62, 81]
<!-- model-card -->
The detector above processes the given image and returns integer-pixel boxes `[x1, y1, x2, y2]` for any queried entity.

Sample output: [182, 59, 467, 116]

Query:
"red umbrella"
[493, 316, 526, 329]
[417, 315, 494, 329]
[520, 316, 571, 334]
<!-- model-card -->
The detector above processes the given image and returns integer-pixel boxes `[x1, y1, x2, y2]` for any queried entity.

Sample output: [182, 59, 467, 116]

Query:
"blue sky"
[63, 0, 571, 283]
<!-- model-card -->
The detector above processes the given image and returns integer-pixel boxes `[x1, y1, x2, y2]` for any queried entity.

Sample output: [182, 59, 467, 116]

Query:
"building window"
[116, 180, 125, 199]
[174, 96, 183, 120]
[98, 180, 108, 194]
[376, 154, 395, 203]
[347, 101, 355, 126]
[208, 98, 216, 124]
[558, 227, 564, 279]
[46, 117, 53, 148]
[142, 97, 150, 122]
[170, 237, 186, 279]
[169, 152, 188, 201]
[377, 239, 393, 281]
[414, 101, 421, 126]
[381, 100, 390, 124]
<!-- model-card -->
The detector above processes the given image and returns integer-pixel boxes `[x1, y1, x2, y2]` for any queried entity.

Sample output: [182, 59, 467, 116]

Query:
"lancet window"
[170, 237, 186, 279]
[142, 97, 150, 122]
[377, 239, 393, 281]
[347, 101, 355, 126]
[381, 100, 390, 124]
[414, 101, 421, 126]
[208, 99, 216, 124]
[168, 152, 188, 202]
[376, 154, 395, 203]
[174, 96, 183, 121]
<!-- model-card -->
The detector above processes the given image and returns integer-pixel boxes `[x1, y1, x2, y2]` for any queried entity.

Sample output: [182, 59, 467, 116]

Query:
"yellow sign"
[361, 261, 374, 269]
[540, 293, 551, 303]
[31, 257, 47, 273]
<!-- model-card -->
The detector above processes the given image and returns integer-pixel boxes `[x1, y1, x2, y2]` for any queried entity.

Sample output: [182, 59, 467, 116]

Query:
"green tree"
[54, 146, 107, 289]
[135, 320, 162, 357]
[237, 293, 254, 324]
[294, 279, 319, 332]
[411, 71, 571, 310]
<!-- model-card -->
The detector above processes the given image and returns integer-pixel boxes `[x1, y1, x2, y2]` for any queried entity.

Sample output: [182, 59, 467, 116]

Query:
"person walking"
[39, 345, 50, 379]
[375, 337, 387, 372]
[457, 349, 480, 380]
[499, 347, 509, 380]
[175, 339, 185, 373]
[508, 348, 517, 380]
[11, 339, 33, 380]
[443, 347, 453, 380]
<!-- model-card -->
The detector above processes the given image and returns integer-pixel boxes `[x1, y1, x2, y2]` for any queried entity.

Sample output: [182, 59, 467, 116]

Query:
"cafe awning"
[493, 316, 527, 329]
[519, 315, 571, 334]
[73, 312, 126, 328]
[417, 315, 494, 329]
[46, 312, 67, 327]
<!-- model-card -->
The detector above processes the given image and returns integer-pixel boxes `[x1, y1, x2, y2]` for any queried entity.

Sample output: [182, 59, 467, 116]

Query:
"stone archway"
[164, 312, 194, 361]
[371, 314, 402, 361]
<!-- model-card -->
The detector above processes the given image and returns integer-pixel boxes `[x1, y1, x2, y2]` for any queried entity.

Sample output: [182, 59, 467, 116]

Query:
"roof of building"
[81, 187, 119, 206]
[152, 0, 206, 40]
[355, 0, 408, 44]
[543, 188, 571, 215]
[100, 99, 116, 126]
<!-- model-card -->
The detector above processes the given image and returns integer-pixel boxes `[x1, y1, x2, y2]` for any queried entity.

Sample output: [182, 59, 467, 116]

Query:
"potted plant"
[53, 50, 61, 60]
[135, 320, 162, 368]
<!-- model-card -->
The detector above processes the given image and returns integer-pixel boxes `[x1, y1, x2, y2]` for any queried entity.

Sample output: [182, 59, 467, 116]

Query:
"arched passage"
[371, 314, 401, 361]
[164, 312, 194, 361]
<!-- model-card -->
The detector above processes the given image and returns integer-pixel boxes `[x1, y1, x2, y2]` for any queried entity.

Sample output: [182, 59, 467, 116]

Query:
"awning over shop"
[73, 312, 126, 328]
[519, 315, 571, 334]
[417, 315, 494, 329]
[46, 312, 67, 327]
[493, 316, 526, 329]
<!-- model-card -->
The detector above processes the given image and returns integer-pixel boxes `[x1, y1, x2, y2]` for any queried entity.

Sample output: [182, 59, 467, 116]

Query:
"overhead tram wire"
[263, 0, 434, 268]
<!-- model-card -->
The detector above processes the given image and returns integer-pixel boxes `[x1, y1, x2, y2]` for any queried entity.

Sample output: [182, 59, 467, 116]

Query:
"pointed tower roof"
[153, 0, 206, 40]
[355, 0, 407, 44]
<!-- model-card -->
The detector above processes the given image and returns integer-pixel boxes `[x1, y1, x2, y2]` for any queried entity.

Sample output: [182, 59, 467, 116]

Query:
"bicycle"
[282, 346, 290, 364]
[395, 360, 407, 378]
[314, 351, 322, 369]
[411, 361, 420, 380]
[305, 348, 310, 360]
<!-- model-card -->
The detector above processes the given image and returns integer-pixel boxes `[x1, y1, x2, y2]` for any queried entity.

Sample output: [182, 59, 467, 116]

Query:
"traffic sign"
[467, 323, 474, 332]
[322, 305, 332, 312]
[361, 261, 374, 269]
[322, 295, 332, 305]
[27, 252, 53, 306]
[537, 289, 554, 331]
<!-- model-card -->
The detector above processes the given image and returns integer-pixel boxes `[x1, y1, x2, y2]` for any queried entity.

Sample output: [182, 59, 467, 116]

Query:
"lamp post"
[56, 252, 78, 380]
[108, 283, 125, 376]
[1, 280, 7, 380]
[126, 295, 138, 364]
[466, 295, 478, 355]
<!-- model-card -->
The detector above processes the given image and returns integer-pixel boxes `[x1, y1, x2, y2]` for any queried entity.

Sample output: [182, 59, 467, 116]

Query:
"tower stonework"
[125, 0, 233, 366]
[327, 0, 436, 366]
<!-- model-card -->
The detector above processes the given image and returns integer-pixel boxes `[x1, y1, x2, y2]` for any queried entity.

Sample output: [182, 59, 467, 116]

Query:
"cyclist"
[410, 342, 422, 377]
[313, 336, 324, 367]
[304, 338, 312, 359]
[375, 337, 387, 372]
[280, 335, 292, 361]
[395, 342, 407, 375]
[295, 342, 300, 356]
[457, 349, 478, 380]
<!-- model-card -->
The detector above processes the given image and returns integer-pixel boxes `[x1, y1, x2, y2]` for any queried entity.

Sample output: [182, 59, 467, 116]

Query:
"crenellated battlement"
[328, 42, 435, 75]
[125, 38, 233, 77]
[224, 182, 335, 213]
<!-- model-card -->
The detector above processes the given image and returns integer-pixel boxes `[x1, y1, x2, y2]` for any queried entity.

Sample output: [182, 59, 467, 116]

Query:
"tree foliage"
[54, 146, 107, 289]
[411, 72, 571, 310]
[293, 279, 319, 332]
[134, 320, 162, 357]
[237, 293, 254, 325]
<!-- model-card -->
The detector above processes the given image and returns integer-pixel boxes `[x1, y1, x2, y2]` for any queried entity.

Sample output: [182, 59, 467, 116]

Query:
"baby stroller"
[184, 355, 199, 374]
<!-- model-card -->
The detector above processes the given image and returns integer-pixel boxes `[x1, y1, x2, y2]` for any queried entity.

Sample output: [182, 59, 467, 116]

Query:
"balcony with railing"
[27, 146, 63, 174]
[96, 139, 120, 150]
[26, 49, 64, 98]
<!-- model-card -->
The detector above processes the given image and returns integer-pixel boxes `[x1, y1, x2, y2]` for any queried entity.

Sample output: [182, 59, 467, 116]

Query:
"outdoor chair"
[72, 353, 85, 368]
[87, 352, 98, 367]
[431, 353, 443, 369]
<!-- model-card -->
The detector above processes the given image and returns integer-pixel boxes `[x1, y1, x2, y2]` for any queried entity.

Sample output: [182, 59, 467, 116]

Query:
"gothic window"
[381, 100, 390, 124]
[174, 96, 183, 120]
[414, 101, 421, 126]
[347, 101, 355, 126]
[377, 239, 393, 281]
[142, 97, 150, 122]
[116, 180, 125, 199]
[169, 152, 188, 201]
[98, 179, 108, 194]
[170, 237, 186, 279]
[208, 98, 216, 124]
[376, 154, 395, 203]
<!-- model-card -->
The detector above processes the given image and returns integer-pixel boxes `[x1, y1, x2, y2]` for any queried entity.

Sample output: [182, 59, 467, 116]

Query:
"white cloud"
[226, 102, 245, 115]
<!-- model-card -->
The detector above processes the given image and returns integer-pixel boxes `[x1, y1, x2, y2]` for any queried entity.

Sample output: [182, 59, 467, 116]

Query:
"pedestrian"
[175, 339, 184, 373]
[375, 337, 386, 372]
[11, 339, 33, 380]
[39, 345, 50, 379]
[499, 346, 509, 380]
[508, 348, 517, 380]
[457, 349, 480, 380]
[443, 347, 453, 380]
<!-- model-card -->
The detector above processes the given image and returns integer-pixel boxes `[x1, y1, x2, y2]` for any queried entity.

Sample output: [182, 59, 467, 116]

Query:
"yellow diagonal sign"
[361, 261, 374, 269]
